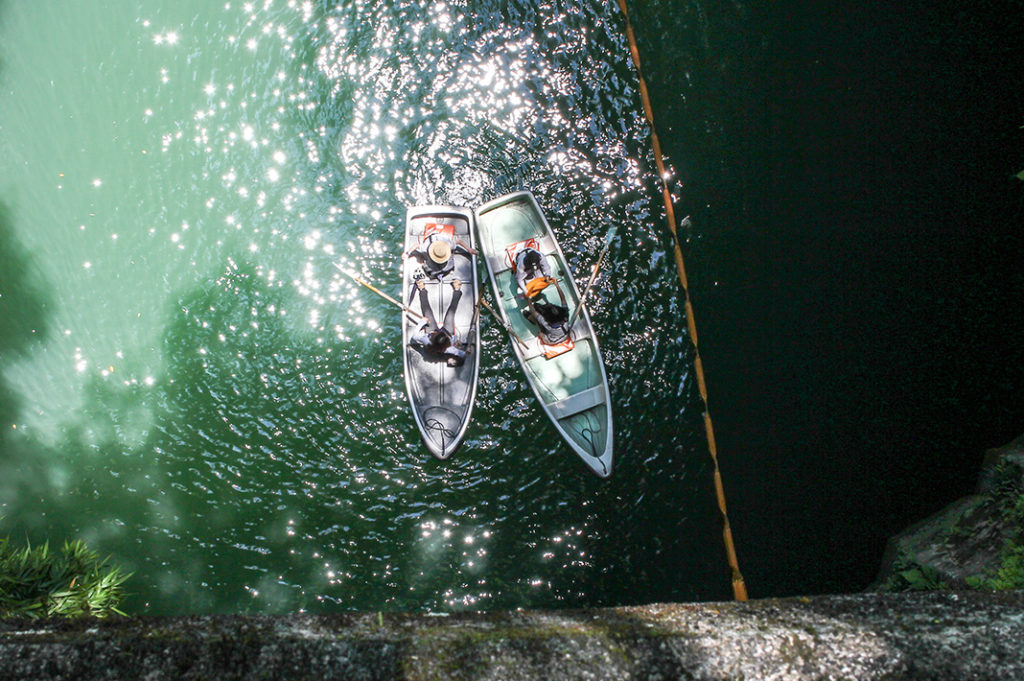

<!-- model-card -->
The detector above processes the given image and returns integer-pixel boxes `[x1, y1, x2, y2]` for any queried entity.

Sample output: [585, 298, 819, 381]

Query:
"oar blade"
[334, 261, 425, 321]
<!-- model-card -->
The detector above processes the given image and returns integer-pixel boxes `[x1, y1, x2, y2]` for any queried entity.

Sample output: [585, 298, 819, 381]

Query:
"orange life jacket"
[424, 222, 455, 239]
[524, 276, 551, 298]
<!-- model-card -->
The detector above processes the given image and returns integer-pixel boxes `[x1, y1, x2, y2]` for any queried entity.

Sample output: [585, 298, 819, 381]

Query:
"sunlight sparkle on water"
[0, 0, 668, 615]
[152, 31, 179, 46]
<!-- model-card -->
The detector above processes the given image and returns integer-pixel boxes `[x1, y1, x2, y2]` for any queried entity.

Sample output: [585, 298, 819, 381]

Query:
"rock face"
[2, 591, 1024, 680]
[874, 433, 1024, 590]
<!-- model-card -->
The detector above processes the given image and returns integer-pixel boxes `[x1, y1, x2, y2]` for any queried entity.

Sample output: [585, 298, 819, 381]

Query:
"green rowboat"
[475, 191, 614, 477]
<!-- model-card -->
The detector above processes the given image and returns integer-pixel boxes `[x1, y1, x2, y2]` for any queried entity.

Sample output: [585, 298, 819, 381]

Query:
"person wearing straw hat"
[405, 232, 477, 280]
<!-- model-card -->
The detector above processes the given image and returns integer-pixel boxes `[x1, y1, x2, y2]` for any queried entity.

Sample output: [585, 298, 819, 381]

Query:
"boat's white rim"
[401, 205, 480, 460]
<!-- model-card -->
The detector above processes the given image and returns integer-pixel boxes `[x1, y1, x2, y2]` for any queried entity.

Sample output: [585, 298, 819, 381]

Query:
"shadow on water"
[0, 201, 53, 449]
[4, 0, 741, 613]
[1, 256, 345, 611]
[140, 254, 723, 612]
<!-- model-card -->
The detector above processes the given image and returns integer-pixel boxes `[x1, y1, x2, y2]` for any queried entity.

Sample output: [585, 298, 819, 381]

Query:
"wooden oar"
[335, 264, 426, 321]
[479, 296, 529, 350]
[465, 291, 483, 353]
[567, 226, 617, 328]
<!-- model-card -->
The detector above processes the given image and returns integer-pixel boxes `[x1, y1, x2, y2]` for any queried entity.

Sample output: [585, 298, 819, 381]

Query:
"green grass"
[0, 536, 130, 618]
[967, 466, 1024, 591]
[966, 491, 1024, 591]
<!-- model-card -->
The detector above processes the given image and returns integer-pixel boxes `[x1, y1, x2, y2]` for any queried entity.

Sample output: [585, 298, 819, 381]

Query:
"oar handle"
[463, 288, 483, 354]
[470, 292, 482, 333]
[568, 254, 607, 328]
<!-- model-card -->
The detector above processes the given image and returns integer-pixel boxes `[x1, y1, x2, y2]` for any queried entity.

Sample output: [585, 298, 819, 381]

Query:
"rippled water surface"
[0, 0, 720, 613]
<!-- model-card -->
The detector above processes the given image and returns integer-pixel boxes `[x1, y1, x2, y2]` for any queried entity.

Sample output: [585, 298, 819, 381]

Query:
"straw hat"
[428, 240, 452, 264]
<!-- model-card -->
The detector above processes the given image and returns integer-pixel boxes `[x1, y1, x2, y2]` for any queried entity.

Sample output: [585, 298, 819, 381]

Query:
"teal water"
[0, 1, 718, 613]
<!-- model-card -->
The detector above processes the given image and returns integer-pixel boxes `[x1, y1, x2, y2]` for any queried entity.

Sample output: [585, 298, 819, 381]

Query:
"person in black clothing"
[409, 279, 467, 367]
[522, 275, 571, 344]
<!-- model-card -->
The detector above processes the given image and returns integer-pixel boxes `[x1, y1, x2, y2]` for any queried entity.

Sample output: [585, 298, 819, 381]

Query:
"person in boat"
[405, 232, 477, 280]
[514, 247, 571, 344]
[409, 278, 467, 367]
[524, 286, 571, 344]
[513, 247, 554, 298]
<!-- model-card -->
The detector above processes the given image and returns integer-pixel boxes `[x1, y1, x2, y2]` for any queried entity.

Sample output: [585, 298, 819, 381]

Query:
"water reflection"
[0, 0, 724, 614]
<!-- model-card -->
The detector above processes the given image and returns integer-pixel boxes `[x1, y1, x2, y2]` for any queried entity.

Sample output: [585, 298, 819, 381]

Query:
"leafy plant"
[966, 480, 1024, 591]
[987, 459, 1024, 511]
[989, 542, 1024, 589]
[1012, 493, 1024, 528]
[896, 562, 948, 591]
[880, 555, 949, 592]
[0, 536, 130, 618]
[967, 541, 1024, 591]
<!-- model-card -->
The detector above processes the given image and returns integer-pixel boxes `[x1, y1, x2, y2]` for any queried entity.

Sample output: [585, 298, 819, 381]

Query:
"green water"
[1, 1, 717, 613]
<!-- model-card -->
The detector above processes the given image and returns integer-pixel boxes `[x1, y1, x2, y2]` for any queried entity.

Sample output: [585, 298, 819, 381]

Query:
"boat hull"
[402, 206, 480, 460]
[475, 192, 613, 477]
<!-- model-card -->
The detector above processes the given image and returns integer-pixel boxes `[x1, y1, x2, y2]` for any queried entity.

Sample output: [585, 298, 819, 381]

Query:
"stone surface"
[2, 591, 1024, 680]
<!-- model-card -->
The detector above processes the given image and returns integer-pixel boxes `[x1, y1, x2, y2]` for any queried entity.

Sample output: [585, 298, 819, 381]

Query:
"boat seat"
[548, 384, 607, 420]
[534, 234, 556, 253]
[519, 336, 545, 361]
[488, 253, 512, 276]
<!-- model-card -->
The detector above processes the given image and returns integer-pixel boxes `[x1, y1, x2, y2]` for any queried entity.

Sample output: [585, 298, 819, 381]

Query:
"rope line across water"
[614, 0, 748, 602]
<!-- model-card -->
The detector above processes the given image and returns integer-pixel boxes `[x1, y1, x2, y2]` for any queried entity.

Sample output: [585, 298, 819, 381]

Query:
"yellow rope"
[614, 0, 748, 602]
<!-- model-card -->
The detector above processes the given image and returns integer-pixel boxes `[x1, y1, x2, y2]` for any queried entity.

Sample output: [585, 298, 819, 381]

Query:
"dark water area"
[629, 0, 1024, 595]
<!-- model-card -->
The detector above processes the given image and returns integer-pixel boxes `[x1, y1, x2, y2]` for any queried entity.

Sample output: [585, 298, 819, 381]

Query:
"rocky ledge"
[874, 433, 1024, 590]
[2, 590, 1023, 680]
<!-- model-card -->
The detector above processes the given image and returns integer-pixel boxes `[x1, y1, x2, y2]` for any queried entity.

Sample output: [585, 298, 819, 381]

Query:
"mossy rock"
[874, 433, 1024, 591]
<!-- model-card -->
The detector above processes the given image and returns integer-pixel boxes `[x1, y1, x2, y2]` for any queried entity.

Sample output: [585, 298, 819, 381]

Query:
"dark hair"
[429, 329, 451, 350]
[523, 250, 542, 269]
[535, 301, 568, 324]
